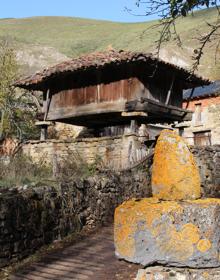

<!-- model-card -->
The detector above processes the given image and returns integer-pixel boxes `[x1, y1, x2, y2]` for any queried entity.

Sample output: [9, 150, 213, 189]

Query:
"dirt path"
[10, 226, 140, 280]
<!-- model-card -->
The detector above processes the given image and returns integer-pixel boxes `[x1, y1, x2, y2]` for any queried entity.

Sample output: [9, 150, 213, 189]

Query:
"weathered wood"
[44, 89, 51, 121]
[42, 90, 48, 114]
[41, 74, 190, 127]
[165, 75, 175, 105]
[121, 111, 148, 117]
[47, 100, 126, 120]
[125, 98, 192, 121]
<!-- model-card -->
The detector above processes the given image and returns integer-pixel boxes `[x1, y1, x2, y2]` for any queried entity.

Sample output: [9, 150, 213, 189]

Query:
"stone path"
[10, 227, 140, 280]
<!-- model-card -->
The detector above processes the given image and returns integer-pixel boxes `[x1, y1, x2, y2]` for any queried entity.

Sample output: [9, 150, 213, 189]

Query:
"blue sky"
[0, 0, 157, 22]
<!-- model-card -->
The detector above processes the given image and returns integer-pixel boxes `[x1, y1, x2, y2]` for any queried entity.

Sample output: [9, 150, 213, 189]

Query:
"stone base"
[135, 266, 220, 280]
[114, 198, 220, 268]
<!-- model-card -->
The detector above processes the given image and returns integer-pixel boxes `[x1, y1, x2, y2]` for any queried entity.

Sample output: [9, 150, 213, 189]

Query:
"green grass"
[0, 8, 219, 79]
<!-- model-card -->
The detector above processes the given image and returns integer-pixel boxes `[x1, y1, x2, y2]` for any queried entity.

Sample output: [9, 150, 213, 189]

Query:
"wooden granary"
[15, 50, 210, 137]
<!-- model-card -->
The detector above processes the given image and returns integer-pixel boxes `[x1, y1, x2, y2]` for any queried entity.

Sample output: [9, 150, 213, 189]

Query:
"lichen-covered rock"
[114, 198, 220, 267]
[152, 129, 201, 200]
[135, 266, 220, 280]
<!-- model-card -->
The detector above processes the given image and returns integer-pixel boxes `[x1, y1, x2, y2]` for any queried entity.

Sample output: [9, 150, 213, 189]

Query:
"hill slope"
[0, 8, 219, 79]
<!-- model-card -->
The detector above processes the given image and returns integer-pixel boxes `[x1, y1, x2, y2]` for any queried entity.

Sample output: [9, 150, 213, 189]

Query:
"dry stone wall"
[0, 170, 150, 268]
[1, 135, 220, 268]
[21, 137, 220, 197]
[22, 134, 147, 171]
[191, 145, 220, 197]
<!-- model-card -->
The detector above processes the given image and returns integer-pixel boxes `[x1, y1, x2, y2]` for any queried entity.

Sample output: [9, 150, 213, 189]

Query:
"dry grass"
[0, 153, 53, 188]
[0, 151, 104, 188]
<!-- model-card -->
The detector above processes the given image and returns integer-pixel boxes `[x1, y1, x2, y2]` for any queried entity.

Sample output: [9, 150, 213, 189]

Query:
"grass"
[0, 154, 53, 188]
[0, 152, 103, 188]
[0, 8, 219, 79]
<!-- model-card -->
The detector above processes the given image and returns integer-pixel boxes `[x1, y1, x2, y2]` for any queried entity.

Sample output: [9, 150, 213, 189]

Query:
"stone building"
[178, 80, 220, 145]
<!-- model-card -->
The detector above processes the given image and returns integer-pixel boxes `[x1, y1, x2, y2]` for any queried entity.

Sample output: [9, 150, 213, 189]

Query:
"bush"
[54, 152, 104, 183]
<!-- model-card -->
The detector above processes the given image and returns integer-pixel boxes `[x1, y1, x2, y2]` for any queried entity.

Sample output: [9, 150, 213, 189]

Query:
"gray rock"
[114, 198, 220, 268]
[135, 266, 220, 280]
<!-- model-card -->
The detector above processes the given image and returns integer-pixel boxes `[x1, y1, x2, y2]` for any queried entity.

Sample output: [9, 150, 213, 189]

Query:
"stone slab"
[114, 198, 220, 268]
[135, 266, 220, 280]
[152, 129, 201, 200]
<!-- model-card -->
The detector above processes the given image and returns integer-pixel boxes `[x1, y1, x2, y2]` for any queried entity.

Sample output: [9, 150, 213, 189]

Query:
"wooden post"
[165, 75, 175, 105]
[42, 90, 47, 114]
[44, 89, 51, 121]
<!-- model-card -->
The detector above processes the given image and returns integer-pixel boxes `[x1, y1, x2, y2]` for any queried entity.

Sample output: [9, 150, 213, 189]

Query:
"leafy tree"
[128, 1, 220, 71]
[0, 38, 39, 140]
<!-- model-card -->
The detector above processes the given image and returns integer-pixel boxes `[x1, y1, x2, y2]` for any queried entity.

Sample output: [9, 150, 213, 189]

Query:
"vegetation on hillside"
[132, 1, 220, 72]
[0, 8, 219, 79]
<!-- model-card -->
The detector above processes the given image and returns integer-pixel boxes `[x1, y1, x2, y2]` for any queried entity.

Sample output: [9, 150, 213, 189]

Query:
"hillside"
[0, 8, 219, 80]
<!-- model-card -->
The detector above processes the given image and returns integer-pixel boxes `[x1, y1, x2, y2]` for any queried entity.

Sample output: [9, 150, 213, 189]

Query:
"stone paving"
[10, 227, 140, 280]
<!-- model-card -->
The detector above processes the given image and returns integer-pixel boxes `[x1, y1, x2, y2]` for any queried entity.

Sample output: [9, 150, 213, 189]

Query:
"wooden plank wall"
[47, 77, 182, 121]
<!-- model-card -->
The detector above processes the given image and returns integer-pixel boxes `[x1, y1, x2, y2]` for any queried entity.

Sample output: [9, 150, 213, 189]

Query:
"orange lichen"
[181, 223, 200, 244]
[157, 225, 195, 261]
[154, 222, 204, 261]
[114, 199, 204, 260]
[202, 272, 210, 279]
[189, 198, 220, 206]
[197, 239, 212, 253]
[114, 198, 219, 262]
[114, 198, 183, 258]
[151, 129, 201, 200]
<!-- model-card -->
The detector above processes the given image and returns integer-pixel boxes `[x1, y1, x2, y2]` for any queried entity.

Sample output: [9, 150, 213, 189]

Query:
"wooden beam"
[125, 98, 192, 121]
[44, 89, 51, 121]
[165, 75, 175, 105]
[121, 112, 148, 117]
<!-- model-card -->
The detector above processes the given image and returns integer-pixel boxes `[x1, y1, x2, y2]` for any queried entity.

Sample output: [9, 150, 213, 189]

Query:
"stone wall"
[21, 134, 220, 197]
[1, 139, 220, 268]
[191, 145, 220, 197]
[0, 170, 150, 268]
[21, 134, 147, 171]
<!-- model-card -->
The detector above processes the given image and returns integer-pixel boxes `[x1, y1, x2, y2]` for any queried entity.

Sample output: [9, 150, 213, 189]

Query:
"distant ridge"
[0, 8, 219, 80]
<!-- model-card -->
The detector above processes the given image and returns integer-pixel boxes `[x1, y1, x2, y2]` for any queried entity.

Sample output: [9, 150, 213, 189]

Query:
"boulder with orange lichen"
[151, 129, 201, 200]
[114, 198, 220, 267]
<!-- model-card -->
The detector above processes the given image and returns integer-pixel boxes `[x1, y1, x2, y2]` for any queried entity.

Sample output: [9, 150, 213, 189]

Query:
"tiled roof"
[15, 50, 211, 90]
[183, 80, 220, 100]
